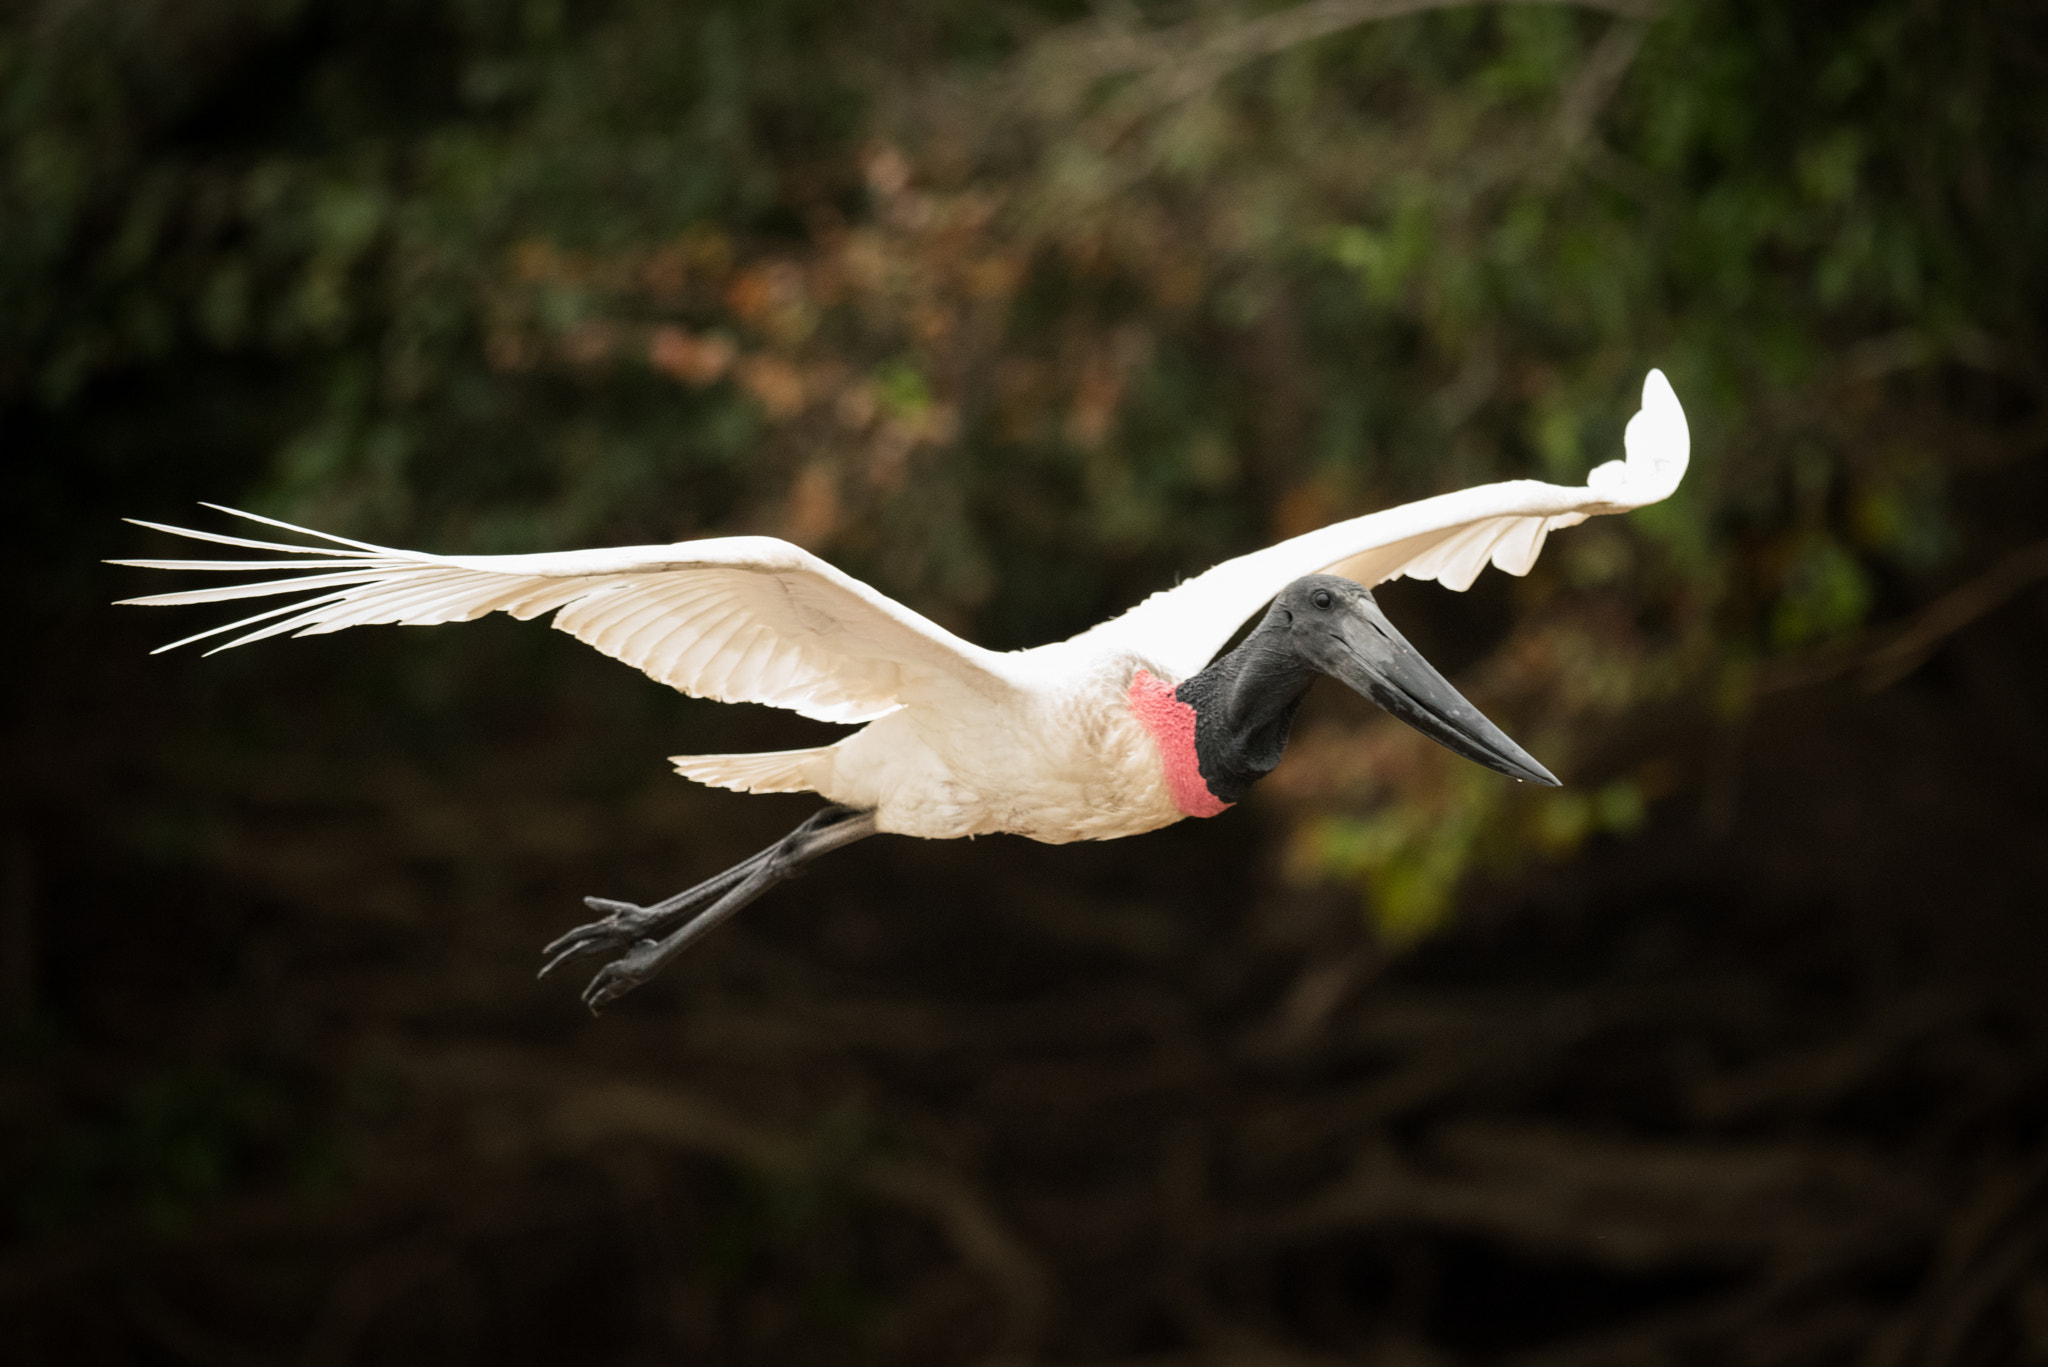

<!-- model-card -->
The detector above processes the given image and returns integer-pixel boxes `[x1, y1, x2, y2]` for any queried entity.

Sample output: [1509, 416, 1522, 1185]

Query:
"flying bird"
[115, 370, 1689, 1009]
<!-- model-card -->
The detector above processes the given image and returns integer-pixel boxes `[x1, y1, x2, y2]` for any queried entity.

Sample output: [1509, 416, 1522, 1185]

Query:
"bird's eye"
[1311, 589, 1333, 610]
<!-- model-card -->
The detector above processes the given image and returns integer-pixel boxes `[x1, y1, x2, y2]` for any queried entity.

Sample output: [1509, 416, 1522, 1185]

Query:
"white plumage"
[117, 370, 1688, 848]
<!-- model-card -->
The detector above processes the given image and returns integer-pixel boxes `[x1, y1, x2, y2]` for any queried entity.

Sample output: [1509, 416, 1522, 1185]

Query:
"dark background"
[6, 2, 2048, 1364]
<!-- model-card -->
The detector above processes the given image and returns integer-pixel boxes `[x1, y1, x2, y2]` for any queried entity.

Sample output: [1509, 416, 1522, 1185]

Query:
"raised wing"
[113, 509, 1011, 723]
[1081, 369, 1690, 680]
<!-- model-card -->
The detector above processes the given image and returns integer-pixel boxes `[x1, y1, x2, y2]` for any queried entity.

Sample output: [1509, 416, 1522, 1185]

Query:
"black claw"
[582, 977, 626, 1014]
[539, 898, 661, 972]
[580, 944, 657, 1013]
[536, 942, 589, 980]
[542, 923, 595, 961]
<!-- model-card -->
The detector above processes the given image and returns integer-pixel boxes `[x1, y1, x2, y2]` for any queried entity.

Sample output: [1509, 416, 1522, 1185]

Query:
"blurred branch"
[1551, 17, 1650, 153]
[1686, 993, 1961, 1121]
[1017, 0, 1663, 134]
[417, 1049, 1057, 1353]
[1759, 538, 2048, 695]
[1227, 1122, 1935, 1268]
[1858, 1151, 2048, 1367]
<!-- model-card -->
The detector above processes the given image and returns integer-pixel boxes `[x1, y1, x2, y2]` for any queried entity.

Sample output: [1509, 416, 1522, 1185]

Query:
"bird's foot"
[541, 806, 878, 1013]
[577, 936, 670, 1013]
[540, 850, 772, 982]
[537, 896, 678, 981]
[557, 882, 760, 1013]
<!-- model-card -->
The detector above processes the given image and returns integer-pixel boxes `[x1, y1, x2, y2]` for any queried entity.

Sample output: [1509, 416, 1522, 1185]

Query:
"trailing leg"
[539, 805, 877, 1011]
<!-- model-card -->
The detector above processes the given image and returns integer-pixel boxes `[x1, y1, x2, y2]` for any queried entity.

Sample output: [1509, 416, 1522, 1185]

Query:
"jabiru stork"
[115, 370, 1689, 1009]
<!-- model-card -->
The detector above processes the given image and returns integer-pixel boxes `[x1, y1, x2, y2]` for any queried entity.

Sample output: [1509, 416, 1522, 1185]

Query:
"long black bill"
[1328, 605, 1561, 787]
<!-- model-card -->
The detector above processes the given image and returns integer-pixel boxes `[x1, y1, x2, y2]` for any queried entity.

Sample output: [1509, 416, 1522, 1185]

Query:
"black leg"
[538, 851, 773, 977]
[539, 805, 877, 1012]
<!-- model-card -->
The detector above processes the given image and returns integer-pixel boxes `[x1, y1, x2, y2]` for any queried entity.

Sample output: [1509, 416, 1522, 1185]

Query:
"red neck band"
[1127, 669, 1233, 818]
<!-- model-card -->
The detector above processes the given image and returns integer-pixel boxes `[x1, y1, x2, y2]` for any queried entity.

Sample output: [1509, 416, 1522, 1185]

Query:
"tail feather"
[670, 744, 838, 795]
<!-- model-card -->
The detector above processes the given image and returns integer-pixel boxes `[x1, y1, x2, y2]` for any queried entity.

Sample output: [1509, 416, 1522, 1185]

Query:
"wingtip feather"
[1583, 368, 1691, 508]
[198, 503, 398, 555]
[119, 515, 383, 558]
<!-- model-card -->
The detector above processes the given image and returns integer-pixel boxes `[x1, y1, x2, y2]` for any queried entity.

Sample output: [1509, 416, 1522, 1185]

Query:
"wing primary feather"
[208, 594, 396, 653]
[201, 503, 410, 556]
[117, 569, 392, 608]
[109, 557, 395, 572]
[1442, 519, 1515, 592]
[500, 579, 617, 620]
[154, 591, 357, 654]
[254, 574, 435, 634]
[120, 518, 385, 559]
[1489, 516, 1551, 577]
[292, 568, 496, 632]
[432, 579, 571, 620]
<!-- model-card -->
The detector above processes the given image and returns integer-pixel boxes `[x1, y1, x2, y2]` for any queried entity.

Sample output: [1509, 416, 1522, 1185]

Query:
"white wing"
[1081, 369, 1690, 679]
[112, 509, 1011, 723]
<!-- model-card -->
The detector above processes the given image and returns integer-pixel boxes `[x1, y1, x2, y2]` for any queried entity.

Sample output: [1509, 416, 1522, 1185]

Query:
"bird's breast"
[825, 655, 1202, 844]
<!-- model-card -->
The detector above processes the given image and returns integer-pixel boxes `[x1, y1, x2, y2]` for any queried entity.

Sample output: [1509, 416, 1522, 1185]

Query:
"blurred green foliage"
[18, 1058, 320, 1237]
[8, 0, 2042, 930]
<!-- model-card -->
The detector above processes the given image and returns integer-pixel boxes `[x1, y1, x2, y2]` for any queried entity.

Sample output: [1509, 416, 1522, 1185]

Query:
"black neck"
[1172, 614, 1317, 804]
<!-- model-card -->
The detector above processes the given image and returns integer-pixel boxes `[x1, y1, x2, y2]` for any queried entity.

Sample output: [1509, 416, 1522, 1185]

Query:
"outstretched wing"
[1081, 369, 1690, 680]
[113, 510, 1010, 723]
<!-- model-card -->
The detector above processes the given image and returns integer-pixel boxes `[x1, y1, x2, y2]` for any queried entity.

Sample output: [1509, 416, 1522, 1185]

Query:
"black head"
[1266, 574, 1559, 786]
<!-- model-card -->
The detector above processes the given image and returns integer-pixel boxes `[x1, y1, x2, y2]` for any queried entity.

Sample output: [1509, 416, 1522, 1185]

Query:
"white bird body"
[117, 370, 1689, 1005]
[762, 650, 1185, 843]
